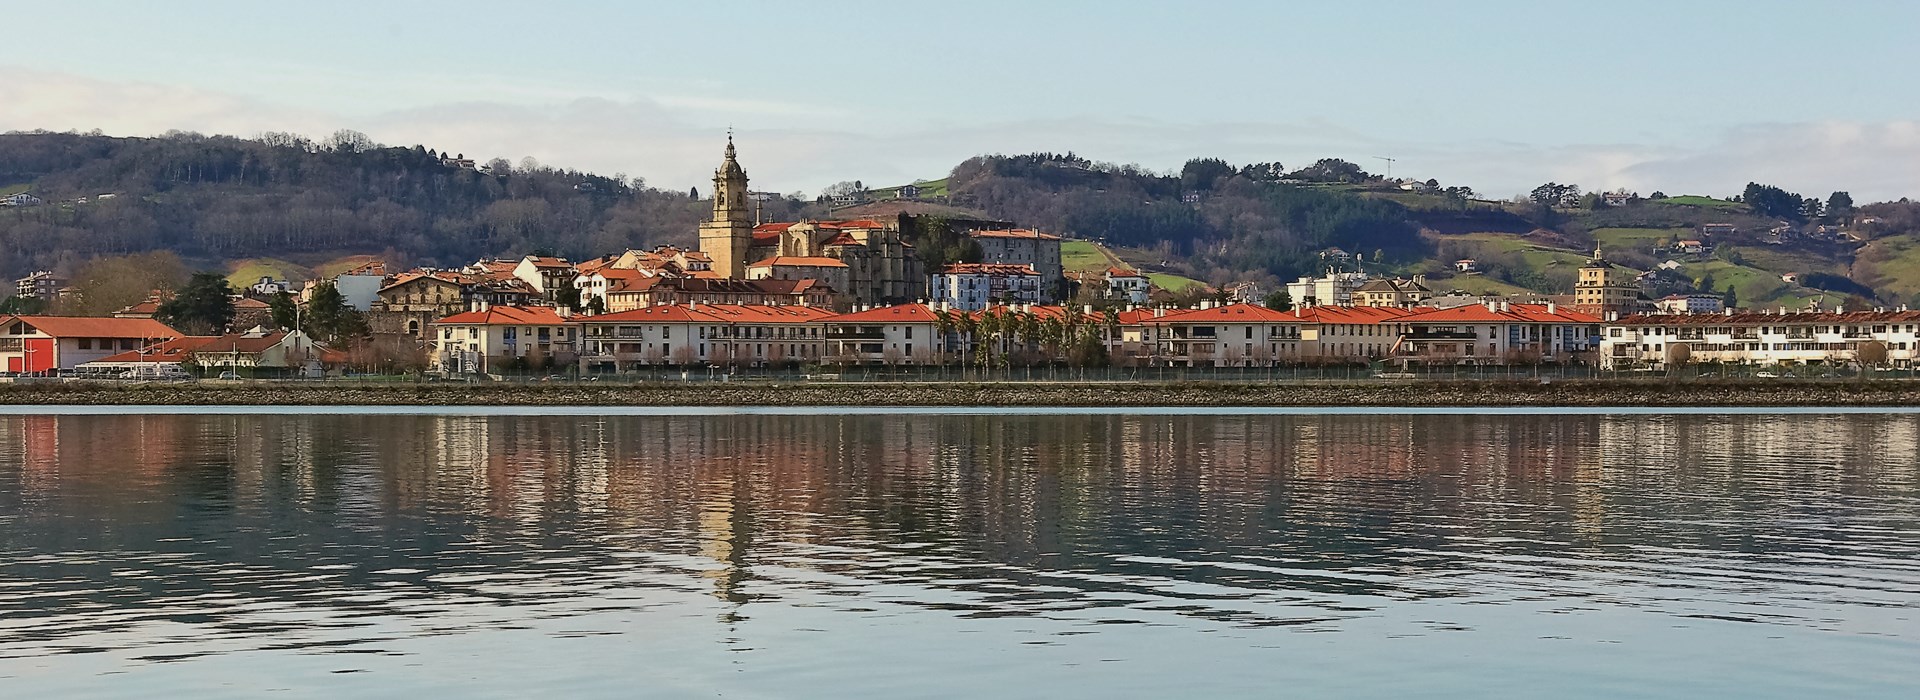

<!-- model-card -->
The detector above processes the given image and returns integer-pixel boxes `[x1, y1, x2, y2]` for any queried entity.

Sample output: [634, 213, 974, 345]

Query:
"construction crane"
[1373, 156, 1397, 180]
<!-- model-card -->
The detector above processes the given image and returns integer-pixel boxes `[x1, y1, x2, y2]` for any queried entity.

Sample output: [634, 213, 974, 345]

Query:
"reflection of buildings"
[6, 411, 1919, 635]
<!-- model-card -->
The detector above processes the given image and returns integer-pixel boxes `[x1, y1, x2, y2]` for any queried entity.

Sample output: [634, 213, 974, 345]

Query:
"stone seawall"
[2, 380, 1919, 407]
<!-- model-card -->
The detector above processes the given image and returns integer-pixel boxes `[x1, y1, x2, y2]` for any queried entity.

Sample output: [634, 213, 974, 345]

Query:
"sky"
[3, 0, 1918, 200]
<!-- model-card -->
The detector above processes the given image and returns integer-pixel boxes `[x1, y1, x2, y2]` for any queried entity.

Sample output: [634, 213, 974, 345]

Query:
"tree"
[1263, 289, 1293, 311]
[689, 186, 700, 200]
[1530, 182, 1581, 207]
[305, 281, 368, 343]
[1827, 191, 1855, 221]
[1742, 182, 1806, 219]
[268, 291, 299, 330]
[1180, 158, 1235, 192]
[155, 272, 235, 335]
[1649, 191, 1667, 200]
[1720, 285, 1737, 310]
[0, 295, 47, 315]
[1289, 158, 1370, 184]
[67, 252, 189, 316]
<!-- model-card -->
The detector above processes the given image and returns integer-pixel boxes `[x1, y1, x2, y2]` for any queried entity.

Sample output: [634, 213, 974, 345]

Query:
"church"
[698, 138, 925, 308]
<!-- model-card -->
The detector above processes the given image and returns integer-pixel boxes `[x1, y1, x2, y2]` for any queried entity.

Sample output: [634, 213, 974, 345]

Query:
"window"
[78, 338, 92, 350]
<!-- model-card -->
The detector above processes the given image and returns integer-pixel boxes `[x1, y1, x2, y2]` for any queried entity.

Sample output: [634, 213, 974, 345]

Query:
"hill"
[0, 131, 823, 280]
[4, 131, 1918, 310]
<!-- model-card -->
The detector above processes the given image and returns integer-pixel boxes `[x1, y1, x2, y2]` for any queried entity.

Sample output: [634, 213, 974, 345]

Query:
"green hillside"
[1653, 195, 1743, 210]
[867, 178, 950, 199]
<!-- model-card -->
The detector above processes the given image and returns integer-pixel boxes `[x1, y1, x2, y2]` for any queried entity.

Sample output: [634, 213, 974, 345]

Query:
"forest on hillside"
[0, 131, 820, 278]
[8, 130, 1920, 306]
[946, 153, 1437, 287]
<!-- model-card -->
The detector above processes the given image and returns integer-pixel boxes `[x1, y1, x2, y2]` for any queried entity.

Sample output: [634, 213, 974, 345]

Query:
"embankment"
[1, 380, 1917, 407]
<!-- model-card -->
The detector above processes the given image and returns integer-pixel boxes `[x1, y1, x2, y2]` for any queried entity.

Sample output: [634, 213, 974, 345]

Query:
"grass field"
[1856, 234, 1920, 302]
[225, 258, 313, 289]
[1435, 274, 1534, 296]
[1061, 240, 1119, 274]
[1674, 258, 1824, 307]
[1730, 245, 1847, 277]
[1591, 227, 1688, 255]
[867, 178, 950, 199]
[1446, 232, 1593, 271]
[1146, 272, 1206, 293]
[314, 255, 384, 278]
[0, 183, 30, 197]
[1655, 196, 1744, 210]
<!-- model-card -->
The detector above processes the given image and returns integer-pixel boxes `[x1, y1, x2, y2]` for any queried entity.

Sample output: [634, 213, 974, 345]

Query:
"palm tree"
[933, 308, 955, 369]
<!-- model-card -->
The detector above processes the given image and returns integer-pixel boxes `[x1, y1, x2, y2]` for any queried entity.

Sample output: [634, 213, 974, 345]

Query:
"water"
[1, 409, 1916, 698]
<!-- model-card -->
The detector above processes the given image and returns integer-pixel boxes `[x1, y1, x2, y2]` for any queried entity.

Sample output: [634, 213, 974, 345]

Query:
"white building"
[1654, 294, 1725, 314]
[930, 263, 1043, 311]
[1103, 267, 1151, 304]
[429, 306, 576, 374]
[513, 256, 577, 302]
[248, 276, 290, 297]
[0, 193, 42, 207]
[1600, 310, 1920, 368]
[573, 303, 836, 372]
[824, 303, 942, 364]
[1285, 271, 1370, 307]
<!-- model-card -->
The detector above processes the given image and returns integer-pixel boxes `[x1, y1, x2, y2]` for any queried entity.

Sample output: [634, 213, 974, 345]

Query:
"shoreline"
[3, 380, 1919, 407]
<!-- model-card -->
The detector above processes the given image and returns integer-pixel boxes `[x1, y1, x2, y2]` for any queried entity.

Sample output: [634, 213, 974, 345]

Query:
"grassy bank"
[4, 380, 1920, 407]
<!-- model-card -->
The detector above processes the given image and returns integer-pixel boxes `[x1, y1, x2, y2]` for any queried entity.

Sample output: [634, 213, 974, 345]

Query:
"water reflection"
[1, 412, 1917, 697]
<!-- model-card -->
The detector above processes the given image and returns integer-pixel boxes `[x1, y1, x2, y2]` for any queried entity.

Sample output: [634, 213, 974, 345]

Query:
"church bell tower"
[699, 135, 754, 278]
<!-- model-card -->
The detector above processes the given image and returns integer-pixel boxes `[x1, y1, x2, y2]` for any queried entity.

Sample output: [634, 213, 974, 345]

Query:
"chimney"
[1546, 302, 1556, 315]
[1153, 308, 1165, 318]
[1499, 300, 1510, 312]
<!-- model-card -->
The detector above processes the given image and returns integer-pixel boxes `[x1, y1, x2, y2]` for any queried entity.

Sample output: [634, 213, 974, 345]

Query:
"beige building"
[1573, 248, 1642, 316]
[692, 138, 921, 307]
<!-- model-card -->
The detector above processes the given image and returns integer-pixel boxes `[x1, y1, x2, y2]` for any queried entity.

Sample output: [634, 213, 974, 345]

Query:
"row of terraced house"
[423, 299, 1614, 374]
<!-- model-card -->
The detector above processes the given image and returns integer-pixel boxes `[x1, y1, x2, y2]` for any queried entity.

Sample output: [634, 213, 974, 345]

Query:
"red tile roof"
[749, 256, 849, 269]
[432, 306, 570, 326]
[3, 315, 182, 338]
[1147, 303, 1308, 324]
[938, 263, 1039, 275]
[829, 304, 941, 324]
[1286, 306, 1420, 324]
[1397, 303, 1600, 324]
[89, 336, 220, 364]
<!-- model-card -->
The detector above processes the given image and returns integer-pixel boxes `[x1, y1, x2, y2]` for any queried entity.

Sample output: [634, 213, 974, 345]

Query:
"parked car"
[217, 371, 241, 380]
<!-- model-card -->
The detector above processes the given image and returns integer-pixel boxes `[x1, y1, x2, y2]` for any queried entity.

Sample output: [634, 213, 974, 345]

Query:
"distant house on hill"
[1699, 223, 1737, 237]
[1, 193, 42, 207]
[1455, 259, 1479, 273]
[897, 184, 921, 199]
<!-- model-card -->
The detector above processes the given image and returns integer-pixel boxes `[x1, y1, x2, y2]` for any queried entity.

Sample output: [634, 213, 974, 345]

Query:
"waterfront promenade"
[5, 378, 1920, 407]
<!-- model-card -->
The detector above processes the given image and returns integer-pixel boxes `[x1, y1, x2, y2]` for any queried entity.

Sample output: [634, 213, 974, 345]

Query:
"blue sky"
[4, 0, 1918, 199]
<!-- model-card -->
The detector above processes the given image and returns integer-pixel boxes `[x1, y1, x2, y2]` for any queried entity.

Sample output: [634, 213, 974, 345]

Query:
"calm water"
[1, 409, 1917, 698]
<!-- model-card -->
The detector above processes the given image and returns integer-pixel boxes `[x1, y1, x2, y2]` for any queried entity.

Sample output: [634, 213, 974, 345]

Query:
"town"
[3, 139, 1917, 380]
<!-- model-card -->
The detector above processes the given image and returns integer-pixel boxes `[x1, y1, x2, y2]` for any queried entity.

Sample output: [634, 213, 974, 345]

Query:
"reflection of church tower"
[699, 136, 754, 278]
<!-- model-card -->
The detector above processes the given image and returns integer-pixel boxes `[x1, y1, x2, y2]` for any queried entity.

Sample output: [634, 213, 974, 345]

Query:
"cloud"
[3, 68, 1916, 202]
